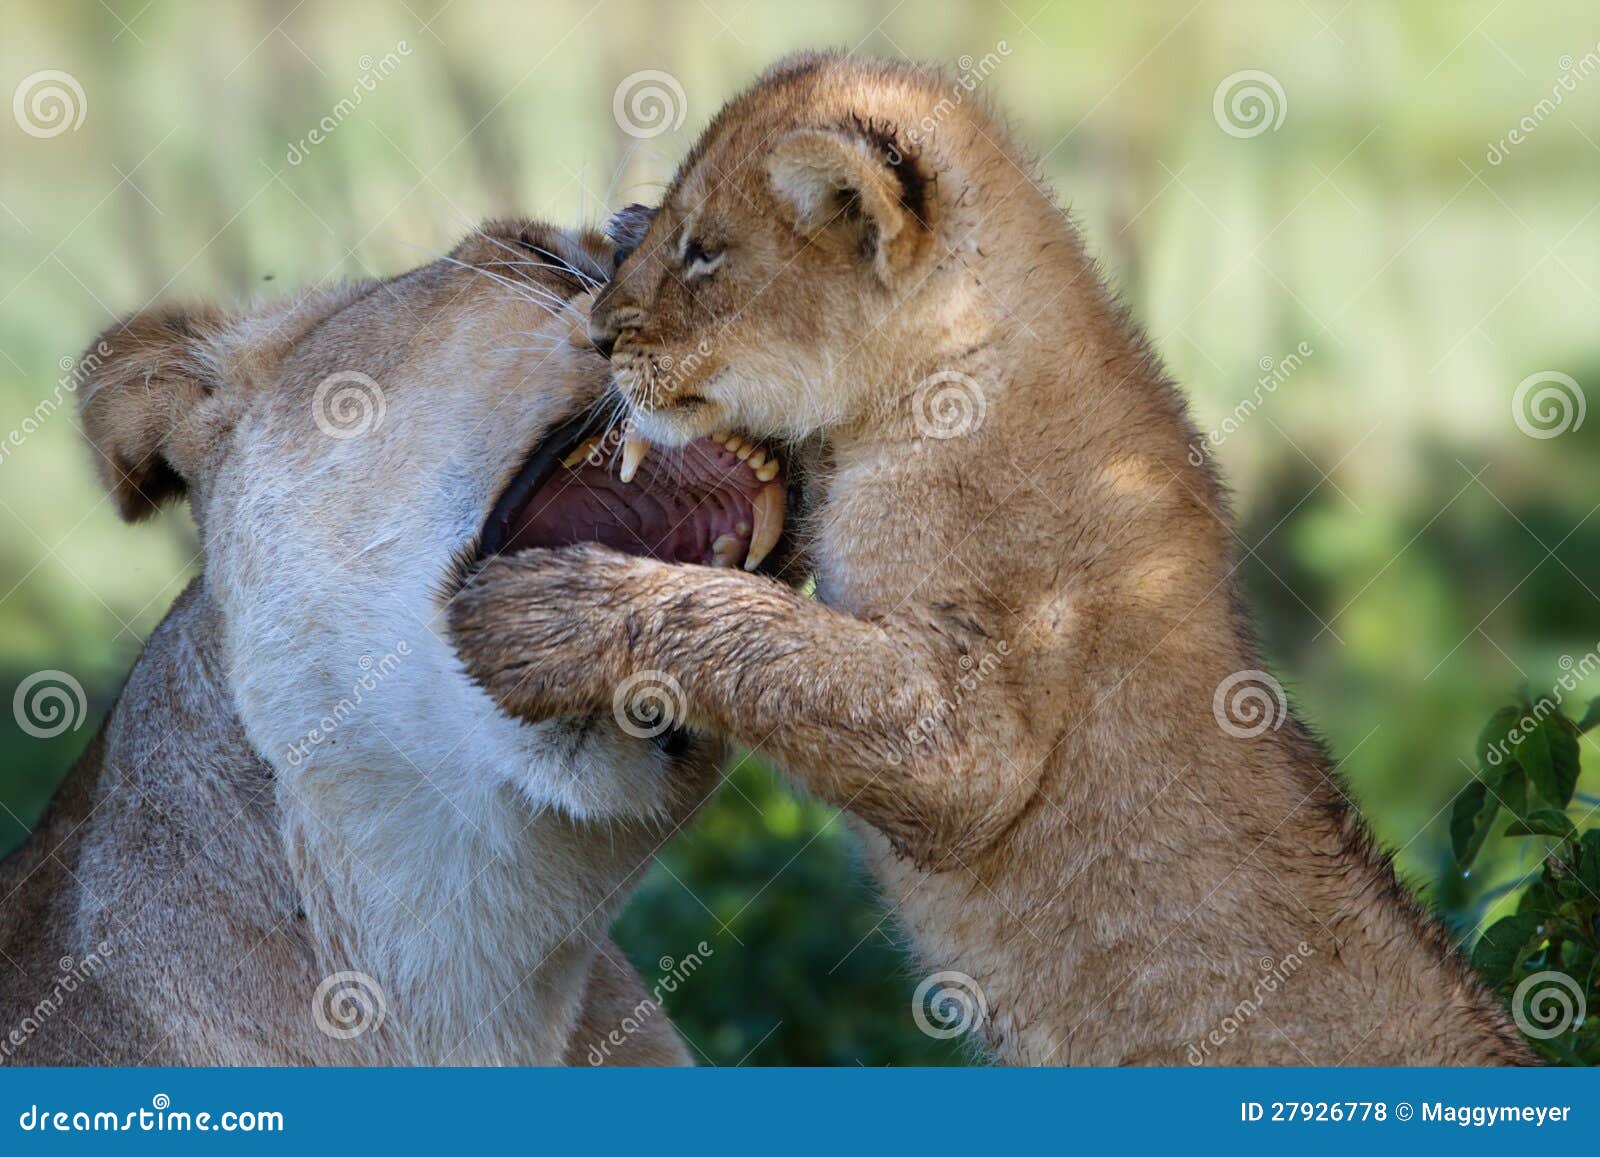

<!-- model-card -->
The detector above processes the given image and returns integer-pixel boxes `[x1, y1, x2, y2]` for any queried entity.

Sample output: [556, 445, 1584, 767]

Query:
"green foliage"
[1453, 689, 1600, 1065]
[612, 757, 970, 1066]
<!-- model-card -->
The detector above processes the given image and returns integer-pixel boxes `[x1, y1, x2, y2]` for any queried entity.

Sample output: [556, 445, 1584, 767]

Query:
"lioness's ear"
[77, 305, 227, 522]
[766, 126, 933, 283]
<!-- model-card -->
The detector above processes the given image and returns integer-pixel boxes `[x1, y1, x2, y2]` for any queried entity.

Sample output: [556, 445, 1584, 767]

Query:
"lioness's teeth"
[735, 443, 753, 462]
[746, 449, 767, 470]
[735, 520, 751, 537]
[561, 437, 598, 468]
[744, 482, 785, 572]
[723, 436, 743, 452]
[711, 430, 730, 441]
[755, 460, 780, 482]
[619, 436, 649, 483]
[710, 534, 742, 567]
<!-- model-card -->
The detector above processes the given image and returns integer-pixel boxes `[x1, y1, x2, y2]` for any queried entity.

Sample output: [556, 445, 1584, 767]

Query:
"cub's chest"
[809, 458, 925, 617]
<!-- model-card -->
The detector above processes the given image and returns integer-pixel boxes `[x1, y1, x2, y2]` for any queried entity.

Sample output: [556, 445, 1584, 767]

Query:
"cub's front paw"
[446, 546, 631, 719]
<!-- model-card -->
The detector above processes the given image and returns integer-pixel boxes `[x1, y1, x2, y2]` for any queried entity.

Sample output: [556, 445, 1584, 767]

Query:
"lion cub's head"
[590, 53, 996, 450]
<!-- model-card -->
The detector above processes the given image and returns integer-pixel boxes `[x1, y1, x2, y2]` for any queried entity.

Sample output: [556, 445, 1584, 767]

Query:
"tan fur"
[0, 222, 702, 1066]
[452, 56, 1534, 1065]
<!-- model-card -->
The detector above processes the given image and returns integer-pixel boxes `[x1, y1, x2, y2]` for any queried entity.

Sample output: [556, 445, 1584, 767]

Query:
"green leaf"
[1450, 781, 1498, 868]
[1518, 715, 1559, 806]
[1504, 808, 1576, 841]
[1547, 715, 1582, 808]
[1517, 877, 1562, 918]
[1476, 706, 1523, 774]
[1472, 912, 1545, 984]
[1576, 695, 1600, 734]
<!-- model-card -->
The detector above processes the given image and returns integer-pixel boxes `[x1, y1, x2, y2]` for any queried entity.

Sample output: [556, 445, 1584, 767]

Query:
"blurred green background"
[3, 0, 1599, 1064]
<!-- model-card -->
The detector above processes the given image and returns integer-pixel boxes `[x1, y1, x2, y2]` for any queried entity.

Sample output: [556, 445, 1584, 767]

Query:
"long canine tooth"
[754, 460, 779, 482]
[710, 533, 742, 567]
[619, 435, 649, 483]
[744, 482, 785, 572]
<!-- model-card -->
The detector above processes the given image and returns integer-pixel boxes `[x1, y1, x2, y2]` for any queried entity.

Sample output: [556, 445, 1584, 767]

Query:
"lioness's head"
[74, 219, 751, 825]
[591, 53, 974, 449]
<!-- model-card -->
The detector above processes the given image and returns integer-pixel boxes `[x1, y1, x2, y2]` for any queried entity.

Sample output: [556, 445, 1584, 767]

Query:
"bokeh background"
[3, 0, 1599, 1064]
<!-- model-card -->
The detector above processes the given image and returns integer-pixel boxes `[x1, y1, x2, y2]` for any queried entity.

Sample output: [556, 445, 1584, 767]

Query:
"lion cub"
[451, 54, 1529, 1064]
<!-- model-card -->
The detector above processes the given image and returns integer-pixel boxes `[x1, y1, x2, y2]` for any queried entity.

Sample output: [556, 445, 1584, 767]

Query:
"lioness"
[450, 56, 1533, 1063]
[0, 219, 775, 1064]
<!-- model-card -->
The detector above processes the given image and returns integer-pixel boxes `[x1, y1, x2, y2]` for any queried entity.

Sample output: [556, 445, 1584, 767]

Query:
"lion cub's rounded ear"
[765, 126, 933, 284]
[77, 305, 228, 522]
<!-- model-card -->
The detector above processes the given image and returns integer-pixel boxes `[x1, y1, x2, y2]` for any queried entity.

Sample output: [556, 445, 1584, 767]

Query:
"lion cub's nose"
[591, 329, 617, 358]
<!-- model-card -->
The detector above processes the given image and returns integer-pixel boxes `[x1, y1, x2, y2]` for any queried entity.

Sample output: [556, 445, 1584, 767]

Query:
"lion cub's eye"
[682, 239, 724, 280]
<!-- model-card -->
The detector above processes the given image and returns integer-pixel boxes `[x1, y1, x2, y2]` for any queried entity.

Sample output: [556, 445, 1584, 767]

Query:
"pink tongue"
[505, 437, 763, 565]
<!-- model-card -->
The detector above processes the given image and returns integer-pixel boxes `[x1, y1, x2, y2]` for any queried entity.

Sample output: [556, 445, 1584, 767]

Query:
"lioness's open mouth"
[481, 408, 787, 572]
